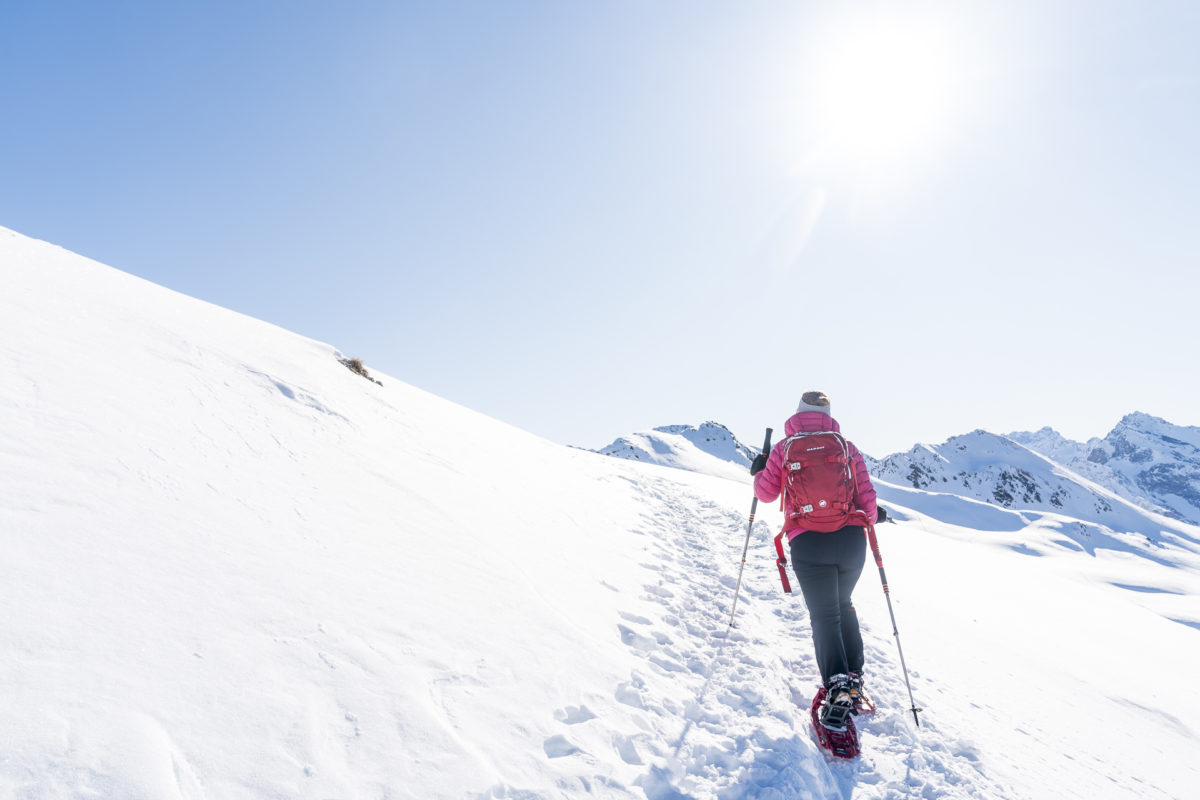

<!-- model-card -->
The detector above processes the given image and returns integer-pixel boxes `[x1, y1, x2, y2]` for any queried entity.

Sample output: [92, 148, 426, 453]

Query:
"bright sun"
[813, 20, 960, 165]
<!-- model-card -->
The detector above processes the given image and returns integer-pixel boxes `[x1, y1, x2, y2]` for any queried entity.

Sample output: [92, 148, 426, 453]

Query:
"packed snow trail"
[496, 474, 1010, 800]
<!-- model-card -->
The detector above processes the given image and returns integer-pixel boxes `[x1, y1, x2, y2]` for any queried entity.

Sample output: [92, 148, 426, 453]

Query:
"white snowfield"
[2, 225, 1199, 799]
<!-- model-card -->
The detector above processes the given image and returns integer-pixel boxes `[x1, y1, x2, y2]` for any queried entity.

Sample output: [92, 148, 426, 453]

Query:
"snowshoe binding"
[847, 673, 876, 716]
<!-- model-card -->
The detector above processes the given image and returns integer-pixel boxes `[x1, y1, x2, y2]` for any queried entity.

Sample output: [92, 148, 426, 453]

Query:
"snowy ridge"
[596, 416, 1200, 560]
[594, 421, 758, 483]
[3, 225, 1200, 799]
[866, 429, 1200, 558]
[1009, 413, 1200, 525]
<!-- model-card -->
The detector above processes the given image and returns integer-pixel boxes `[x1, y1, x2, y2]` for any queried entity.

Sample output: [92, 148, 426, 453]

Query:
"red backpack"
[778, 431, 857, 532]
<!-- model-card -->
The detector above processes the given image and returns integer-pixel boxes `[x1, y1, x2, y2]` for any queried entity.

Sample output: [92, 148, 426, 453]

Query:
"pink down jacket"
[753, 411, 878, 541]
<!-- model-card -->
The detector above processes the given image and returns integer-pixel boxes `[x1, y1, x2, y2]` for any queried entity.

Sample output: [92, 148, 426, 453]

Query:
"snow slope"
[3, 225, 1200, 799]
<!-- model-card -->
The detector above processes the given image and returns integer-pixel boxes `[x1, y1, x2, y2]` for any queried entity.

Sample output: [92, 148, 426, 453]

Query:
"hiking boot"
[846, 673, 875, 715]
[820, 675, 856, 730]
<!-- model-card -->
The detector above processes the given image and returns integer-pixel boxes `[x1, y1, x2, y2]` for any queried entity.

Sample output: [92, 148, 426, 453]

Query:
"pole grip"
[865, 519, 884, 569]
[761, 427, 773, 455]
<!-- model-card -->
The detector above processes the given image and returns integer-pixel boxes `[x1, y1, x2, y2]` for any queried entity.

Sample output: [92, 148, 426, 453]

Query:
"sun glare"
[814, 21, 960, 164]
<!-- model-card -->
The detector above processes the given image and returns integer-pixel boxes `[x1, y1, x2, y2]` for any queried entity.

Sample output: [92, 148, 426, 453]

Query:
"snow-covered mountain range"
[865, 425, 1199, 553]
[4, 225, 1200, 799]
[599, 415, 1200, 554]
[1007, 413, 1200, 525]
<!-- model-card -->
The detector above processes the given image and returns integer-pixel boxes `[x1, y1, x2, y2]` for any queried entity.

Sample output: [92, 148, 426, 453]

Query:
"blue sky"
[3, 1, 1198, 456]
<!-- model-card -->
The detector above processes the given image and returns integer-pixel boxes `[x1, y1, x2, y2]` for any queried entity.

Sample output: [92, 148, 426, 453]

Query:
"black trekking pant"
[789, 525, 866, 687]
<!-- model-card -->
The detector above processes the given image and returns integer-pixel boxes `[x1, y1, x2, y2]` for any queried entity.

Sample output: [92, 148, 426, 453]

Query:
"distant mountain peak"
[654, 420, 740, 442]
[593, 421, 756, 482]
[1004, 414, 1200, 526]
[1118, 410, 1168, 427]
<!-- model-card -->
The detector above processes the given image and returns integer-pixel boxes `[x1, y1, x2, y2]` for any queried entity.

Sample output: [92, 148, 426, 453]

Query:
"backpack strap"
[779, 464, 787, 513]
[777, 432, 800, 513]
[774, 531, 792, 593]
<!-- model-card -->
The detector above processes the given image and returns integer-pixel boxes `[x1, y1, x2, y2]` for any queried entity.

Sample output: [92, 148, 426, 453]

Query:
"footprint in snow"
[618, 624, 658, 651]
[613, 734, 643, 765]
[554, 705, 597, 725]
[543, 735, 580, 759]
[615, 682, 646, 710]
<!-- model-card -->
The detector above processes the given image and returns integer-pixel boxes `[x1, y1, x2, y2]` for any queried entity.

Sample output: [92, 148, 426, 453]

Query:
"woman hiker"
[749, 390, 881, 729]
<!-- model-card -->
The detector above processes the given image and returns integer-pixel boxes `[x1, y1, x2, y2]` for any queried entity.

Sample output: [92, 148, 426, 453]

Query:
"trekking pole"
[726, 427, 773, 630]
[864, 518, 922, 726]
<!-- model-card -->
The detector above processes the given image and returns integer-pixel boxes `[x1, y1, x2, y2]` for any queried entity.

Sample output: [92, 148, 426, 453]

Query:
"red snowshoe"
[810, 686, 861, 759]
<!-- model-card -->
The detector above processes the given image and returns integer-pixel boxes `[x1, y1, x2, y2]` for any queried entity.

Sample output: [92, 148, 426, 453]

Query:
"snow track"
[491, 474, 1009, 800]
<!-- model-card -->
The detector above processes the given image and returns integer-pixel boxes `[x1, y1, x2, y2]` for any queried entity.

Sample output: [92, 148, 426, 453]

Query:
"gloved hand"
[877, 506, 888, 524]
[750, 453, 768, 476]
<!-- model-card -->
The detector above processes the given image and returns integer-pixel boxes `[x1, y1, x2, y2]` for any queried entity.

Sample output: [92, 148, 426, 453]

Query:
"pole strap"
[773, 532, 792, 593]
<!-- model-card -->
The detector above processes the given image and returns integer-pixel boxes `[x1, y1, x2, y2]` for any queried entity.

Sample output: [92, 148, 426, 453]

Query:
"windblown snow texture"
[3, 225, 1199, 799]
